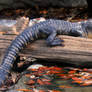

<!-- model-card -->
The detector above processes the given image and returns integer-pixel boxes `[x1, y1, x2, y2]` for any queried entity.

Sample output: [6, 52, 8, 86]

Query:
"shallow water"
[16, 63, 92, 92]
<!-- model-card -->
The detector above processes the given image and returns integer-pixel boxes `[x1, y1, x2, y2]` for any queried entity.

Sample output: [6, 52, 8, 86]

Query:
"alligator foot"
[47, 37, 64, 46]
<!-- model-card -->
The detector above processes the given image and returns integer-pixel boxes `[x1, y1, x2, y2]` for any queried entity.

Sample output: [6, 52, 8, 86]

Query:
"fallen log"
[0, 34, 92, 66]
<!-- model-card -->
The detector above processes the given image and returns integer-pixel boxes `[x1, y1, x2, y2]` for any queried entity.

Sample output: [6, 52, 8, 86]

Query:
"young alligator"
[0, 19, 92, 87]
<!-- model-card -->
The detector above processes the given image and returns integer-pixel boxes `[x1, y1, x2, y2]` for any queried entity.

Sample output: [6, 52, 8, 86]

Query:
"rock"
[0, 0, 87, 11]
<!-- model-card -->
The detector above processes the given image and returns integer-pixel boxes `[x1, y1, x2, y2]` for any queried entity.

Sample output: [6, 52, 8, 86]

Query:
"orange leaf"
[58, 74, 68, 79]
[59, 85, 72, 88]
[39, 90, 46, 92]
[15, 9, 24, 14]
[72, 80, 83, 84]
[28, 68, 37, 71]
[50, 70, 61, 74]
[0, 32, 5, 34]
[39, 10, 48, 14]
[68, 70, 76, 74]
[50, 67, 62, 71]
[37, 79, 44, 85]
[58, 74, 65, 76]
[16, 89, 33, 91]
[38, 66, 49, 71]
[41, 78, 51, 82]
[72, 77, 82, 81]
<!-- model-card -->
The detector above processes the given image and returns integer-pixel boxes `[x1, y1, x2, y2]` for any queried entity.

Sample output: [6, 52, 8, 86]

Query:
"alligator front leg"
[39, 26, 64, 46]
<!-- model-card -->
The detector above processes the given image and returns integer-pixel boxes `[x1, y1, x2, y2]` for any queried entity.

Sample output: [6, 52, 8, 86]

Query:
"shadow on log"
[0, 34, 92, 66]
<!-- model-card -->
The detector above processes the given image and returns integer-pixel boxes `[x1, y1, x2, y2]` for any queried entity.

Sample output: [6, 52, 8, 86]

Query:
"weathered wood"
[0, 34, 92, 66]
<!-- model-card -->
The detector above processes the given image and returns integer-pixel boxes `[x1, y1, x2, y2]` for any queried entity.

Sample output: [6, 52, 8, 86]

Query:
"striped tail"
[0, 26, 39, 86]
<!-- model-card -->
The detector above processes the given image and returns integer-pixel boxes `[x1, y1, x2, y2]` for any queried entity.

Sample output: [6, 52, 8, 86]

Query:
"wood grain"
[0, 34, 92, 66]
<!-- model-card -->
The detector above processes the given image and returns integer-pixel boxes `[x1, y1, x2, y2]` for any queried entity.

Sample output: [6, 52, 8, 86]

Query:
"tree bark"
[0, 34, 92, 66]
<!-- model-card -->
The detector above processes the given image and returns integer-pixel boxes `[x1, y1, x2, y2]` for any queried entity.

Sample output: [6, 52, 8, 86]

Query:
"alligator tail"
[0, 26, 39, 86]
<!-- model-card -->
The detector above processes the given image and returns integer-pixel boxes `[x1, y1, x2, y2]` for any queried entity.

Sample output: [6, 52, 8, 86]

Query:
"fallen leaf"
[72, 77, 82, 81]
[37, 79, 44, 85]
[59, 85, 72, 88]
[68, 70, 76, 74]
[16, 89, 33, 91]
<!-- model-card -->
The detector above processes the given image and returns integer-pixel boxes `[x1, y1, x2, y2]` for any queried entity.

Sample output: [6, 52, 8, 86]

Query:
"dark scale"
[0, 19, 92, 86]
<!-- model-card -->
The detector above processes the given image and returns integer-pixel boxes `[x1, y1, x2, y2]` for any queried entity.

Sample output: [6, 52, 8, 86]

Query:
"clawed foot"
[47, 37, 64, 46]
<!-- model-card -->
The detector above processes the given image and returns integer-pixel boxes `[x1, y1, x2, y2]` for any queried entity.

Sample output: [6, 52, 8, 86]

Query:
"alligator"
[0, 19, 92, 87]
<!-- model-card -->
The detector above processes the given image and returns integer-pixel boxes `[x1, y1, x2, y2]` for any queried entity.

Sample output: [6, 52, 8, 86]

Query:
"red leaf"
[37, 79, 44, 85]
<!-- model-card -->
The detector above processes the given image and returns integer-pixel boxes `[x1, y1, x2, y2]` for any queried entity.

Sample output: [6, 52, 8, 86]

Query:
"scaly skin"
[0, 19, 91, 87]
